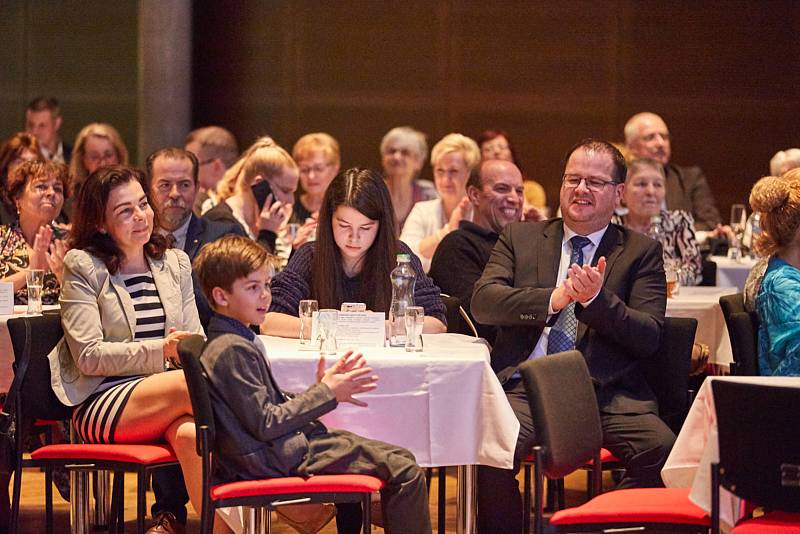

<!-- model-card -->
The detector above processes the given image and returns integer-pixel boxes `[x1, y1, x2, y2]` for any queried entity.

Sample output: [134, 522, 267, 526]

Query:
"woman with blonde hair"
[400, 133, 480, 272]
[204, 137, 298, 254]
[65, 123, 129, 219]
[750, 168, 800, 375]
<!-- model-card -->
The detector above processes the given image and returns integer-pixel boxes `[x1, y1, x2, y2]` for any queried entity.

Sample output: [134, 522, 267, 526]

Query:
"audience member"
[194, 235, 432, 534]
[145, 147, 245, 530]
[613, 158, 702, 285]
[380, 126, 437, 232]
[477, 128, 547, 210]
[471, 140, 674, 533]
[429, 159, 529, 345]
[770, 148, 800, 177]
[0, 160, 68, 304]
[400, 133, 480, 272]
[184, 126, 239, 215]
[0, 132, 44, 224]
[264, 168, 447, 336]
[65, 123, 129, 220]
[750, 170, 800, 376]
[45, 165, 221, 534]
[24, 96, 71, 164]
[204, 137, 297, 254]
[624, 112, 721, 230]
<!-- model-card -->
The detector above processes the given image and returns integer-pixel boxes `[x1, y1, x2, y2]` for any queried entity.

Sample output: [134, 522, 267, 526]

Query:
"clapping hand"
[29, 225, 53, 271]
[564, 256, 606, 304]
[46, 238, 68, 284]
[316, 350, 378, 407]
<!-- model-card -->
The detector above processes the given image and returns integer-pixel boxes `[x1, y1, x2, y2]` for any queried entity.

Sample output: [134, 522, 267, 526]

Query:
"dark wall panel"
[193, 0, 800, 217]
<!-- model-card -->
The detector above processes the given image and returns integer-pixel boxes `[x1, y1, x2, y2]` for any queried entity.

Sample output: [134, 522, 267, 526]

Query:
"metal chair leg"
[362, 493, 372, 533]
[45, 465, 54, 534]
[137, 469, 147, 533]
[437, 467, 446, 533]
[523, 463, 532, 534]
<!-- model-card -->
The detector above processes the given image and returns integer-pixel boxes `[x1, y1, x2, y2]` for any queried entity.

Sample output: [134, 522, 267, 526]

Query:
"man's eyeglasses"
[562, 174, 620, 192]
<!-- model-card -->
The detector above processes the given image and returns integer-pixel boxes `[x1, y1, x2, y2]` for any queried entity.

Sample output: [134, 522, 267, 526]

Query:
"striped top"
[121, 272, 165, 339]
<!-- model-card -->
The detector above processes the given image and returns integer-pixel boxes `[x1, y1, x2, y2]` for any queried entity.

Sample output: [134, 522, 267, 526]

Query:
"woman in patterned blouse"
[613, 158, 703, 285]
[0, 160, 69, 304]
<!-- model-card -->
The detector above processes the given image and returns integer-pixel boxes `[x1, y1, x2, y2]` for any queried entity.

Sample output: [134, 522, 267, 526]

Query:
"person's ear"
[211, 286, 228, 308]
[467, 185, 481, 205]
[54, 115, 63, 132]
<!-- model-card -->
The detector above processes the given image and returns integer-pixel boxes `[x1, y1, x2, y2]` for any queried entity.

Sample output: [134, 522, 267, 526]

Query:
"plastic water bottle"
[389, 253, 416, 347]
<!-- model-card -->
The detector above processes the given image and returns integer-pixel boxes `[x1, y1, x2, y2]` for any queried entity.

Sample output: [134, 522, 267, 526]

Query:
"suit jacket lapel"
[539, 221, 564, 288]
[183, 214, 203, 260]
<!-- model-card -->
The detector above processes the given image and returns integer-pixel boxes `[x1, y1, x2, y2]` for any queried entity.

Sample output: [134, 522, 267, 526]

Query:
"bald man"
[624, 112, 721, 230]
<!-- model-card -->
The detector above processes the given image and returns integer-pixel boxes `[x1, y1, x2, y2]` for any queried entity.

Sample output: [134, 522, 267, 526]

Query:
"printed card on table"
[0, 282, 14, 315]
[306, 311, 385, 349]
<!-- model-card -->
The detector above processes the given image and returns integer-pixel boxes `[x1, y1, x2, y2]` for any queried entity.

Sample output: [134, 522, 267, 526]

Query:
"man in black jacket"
[471, 140, 675, 533]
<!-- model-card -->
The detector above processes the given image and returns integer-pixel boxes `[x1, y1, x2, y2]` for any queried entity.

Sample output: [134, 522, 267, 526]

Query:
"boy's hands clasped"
[316, 350, 378, 407]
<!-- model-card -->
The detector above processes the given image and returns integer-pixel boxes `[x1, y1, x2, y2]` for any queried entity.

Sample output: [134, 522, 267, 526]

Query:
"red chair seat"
[524, 448, 620, 464]
[550, 488, 709, 526]
[31, 443, 176, 464]
[211, 475, 385, 500]
[732, 512, 800, 533]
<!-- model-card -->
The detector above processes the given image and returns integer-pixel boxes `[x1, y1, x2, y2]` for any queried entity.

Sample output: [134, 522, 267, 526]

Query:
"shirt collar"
[208, 312, 256, 342]
[562, 223, 608, 250]
[458, 220, 498, 240]
[159, 215, 191, 245]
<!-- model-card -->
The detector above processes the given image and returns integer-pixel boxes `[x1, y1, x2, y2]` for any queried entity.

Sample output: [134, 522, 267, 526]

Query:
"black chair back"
[519, 351, 603, 479]
[700, 259, 717, 287]
[719, 293, 760, 376]
[439, 294, 478, 337]
[7, 313, 73, 422]
[643, 316, 697, 434]
[177, 335, 214, 454]
[712, 380, 800, 513]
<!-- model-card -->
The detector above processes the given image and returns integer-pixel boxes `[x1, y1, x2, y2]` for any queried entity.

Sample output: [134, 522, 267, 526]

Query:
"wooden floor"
[11, 467, 603, 533]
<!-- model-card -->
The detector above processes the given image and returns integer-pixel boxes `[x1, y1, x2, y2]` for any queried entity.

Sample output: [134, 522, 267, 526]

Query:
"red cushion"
[550, 488, 709, 526]
[732, 512, 800, 533]
[523, 448, 620, 465]
[31, 443, 176, 464]
[211, 475, 385, 500]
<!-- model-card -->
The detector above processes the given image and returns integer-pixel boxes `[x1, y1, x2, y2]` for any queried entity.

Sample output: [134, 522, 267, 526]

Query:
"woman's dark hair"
[70, 164, 166, 274]
[6, 160, 69, 216]
[477, 128, 521, 166]
[312, 168, 397, 313]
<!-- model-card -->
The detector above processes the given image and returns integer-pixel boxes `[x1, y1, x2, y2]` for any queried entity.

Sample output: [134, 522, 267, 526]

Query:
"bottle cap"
[397, 253, 411, 262]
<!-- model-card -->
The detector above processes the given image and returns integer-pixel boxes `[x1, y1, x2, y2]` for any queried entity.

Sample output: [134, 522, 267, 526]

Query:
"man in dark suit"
[471, 140, 675, 533]
[624, 112, 721, 230]
[144, 147, 244, 534]
[25, 96, 72, 164]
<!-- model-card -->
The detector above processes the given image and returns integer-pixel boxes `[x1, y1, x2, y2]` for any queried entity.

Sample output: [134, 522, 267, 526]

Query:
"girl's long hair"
[312, 168, 397, 313]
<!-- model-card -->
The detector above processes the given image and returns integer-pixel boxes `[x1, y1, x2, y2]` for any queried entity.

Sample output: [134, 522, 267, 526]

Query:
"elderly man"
[144, 147, 244, 534]
[471, 140, 675, 533]
[624, 112, 721, 230]
[184, 126, 239, 214]
[429, 159, 537, 345]
[24, 96, 71, 164]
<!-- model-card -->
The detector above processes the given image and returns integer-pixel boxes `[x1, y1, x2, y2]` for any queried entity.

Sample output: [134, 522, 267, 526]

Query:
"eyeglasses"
[85, 151, 116, 164]
[562, 174, 619, 192]
[299, 163, 332, 176]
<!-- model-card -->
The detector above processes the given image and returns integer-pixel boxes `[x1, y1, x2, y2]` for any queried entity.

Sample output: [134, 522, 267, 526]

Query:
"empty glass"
[404, 306, 424, 352]
[26, 269, 45, 315]
[298, 299, 318, 344]
[728, 204, 747, 261]
[318, 309, 338, 356]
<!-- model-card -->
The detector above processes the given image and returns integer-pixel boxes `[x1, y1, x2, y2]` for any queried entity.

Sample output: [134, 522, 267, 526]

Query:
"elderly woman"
[749, 170, 800, 376]
[0, 160, 68, 304]
[612, 158, 702, 285]
[380, 126, 437, 231]
[400, 133, 480, 272]
[0, 133, 44, 224]
[477, 128, 547, 210]
[64, 123, 129, 220]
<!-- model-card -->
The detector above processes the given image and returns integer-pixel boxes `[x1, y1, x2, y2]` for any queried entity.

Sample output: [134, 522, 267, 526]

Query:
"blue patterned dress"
[756, 256, 800, 376]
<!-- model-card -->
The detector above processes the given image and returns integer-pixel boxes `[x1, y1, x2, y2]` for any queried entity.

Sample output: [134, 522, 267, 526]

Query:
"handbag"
[0, 347, 32, 478]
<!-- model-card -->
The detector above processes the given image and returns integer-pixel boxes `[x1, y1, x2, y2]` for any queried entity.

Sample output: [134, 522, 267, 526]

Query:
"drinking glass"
[664, 259, 681, 298]
[26, 269, 45, 315]
[404, 306, 424, 352]
[318, 309, 338, 356]
[298, 299, 318, 344]
[728, 204, 747, 261]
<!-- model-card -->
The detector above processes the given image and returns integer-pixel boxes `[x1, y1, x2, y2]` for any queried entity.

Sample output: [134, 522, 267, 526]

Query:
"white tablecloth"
[260, 333, 519, 470]
[666, 286, 736, 366]
[0, 305, 60, 392]
[710, 255, 757, 292]
[662, 376, 800, 531]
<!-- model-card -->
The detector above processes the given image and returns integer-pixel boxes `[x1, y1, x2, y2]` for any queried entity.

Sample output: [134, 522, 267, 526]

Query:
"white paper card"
[307, 311, 385, 349]
[0, 283, 14, 315]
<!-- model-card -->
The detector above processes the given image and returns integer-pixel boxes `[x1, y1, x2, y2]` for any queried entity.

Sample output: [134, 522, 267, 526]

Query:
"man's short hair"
[146, 147, 199, 185]
[467, 159, 491, 190]
[564, 139, 627, 184]
[193, 235, 274, 303]
[26, 96, 62, 119]
[184, 126, 239, 168]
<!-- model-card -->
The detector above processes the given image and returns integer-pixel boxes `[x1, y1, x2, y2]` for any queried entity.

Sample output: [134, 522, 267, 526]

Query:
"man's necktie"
[547, 235, 592, 354]
[165, 233, 177, 249]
